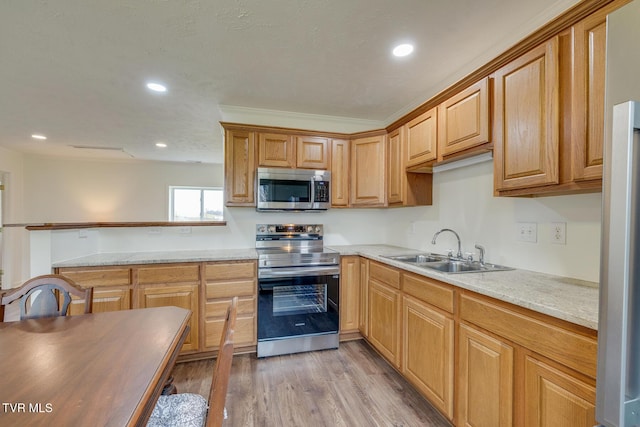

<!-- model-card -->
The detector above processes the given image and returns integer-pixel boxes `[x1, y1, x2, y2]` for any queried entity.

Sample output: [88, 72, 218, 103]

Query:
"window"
[169, 186, 223, 221]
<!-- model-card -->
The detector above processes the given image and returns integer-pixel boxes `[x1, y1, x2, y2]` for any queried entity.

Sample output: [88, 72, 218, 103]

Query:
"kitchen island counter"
[328, 244, 599, 330]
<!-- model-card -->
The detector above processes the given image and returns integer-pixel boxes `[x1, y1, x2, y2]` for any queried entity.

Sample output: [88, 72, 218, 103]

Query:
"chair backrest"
[0, 274, 93, 321]
[206, 296, 237, 427]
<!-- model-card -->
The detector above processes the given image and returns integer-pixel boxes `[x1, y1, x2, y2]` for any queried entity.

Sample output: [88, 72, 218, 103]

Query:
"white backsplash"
[45, 161, 602, 283]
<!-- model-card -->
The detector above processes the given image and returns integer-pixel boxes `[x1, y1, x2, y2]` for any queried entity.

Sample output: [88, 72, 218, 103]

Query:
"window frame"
[169, 186, 224, 222]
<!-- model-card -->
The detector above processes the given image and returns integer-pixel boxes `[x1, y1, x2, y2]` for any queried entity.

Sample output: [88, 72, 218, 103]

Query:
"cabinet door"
[406, 107, 437, 169]
[350, 135, 386, 207]
[138, 284, 200, 352]
[339, 256, 360, 333]
[368, 279, 401, 367]
[330, 139, 350, 207]
[224, 129, 256, 206]
[387, 127, 405, 205]
[69, 287, 130, 315]
[457, 323, 514, 427]
[258, 133, 295, 168]
[403, 296, 454, 419]
[494, 38, 560, 191]
[358, 259, 369, 337]
[571, 5, 612, 182]
[524, 356, 595, 427]
[58, 267, 133, 314]
[438, 78, 490, 159]
[296, 136, 329, 169]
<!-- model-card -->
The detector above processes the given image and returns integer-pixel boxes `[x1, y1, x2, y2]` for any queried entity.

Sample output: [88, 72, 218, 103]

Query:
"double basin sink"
[383, 253, 513, 274]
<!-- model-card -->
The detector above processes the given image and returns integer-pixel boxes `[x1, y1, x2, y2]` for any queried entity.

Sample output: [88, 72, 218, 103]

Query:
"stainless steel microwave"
[256, 167, 331, 211]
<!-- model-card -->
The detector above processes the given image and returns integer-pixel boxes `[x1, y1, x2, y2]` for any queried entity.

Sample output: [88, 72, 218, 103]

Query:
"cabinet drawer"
[58, 268, 131, 287]
[205, 280, 255, 299]
[205, 261, 256, 281]
[137, 264, 200, 285]
[205, 315, 255, 348]
[460, 293, 597, 378]
[370, 261, 400, 289]
[402, 273, 454, 313]
[205, 297, 255, 318]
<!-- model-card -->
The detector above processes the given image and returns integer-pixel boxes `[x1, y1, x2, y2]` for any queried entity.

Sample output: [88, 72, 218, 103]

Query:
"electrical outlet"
[516, 222, 537, 243]
[148, 227, 162, 235]
[179, 226, 192, 234]
[78, 229, 88, 239]
[551, 222, 566, 244]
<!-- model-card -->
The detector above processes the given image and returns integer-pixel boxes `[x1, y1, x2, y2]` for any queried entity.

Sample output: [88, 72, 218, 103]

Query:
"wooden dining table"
[0, 306, 190, 427]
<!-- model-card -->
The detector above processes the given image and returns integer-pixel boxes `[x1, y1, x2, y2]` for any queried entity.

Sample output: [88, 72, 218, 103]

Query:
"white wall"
[16, 153, 602, 284]
[384, 160, 601, 282]
[0, 147, 29, 288]
[23, 155, 223, 222]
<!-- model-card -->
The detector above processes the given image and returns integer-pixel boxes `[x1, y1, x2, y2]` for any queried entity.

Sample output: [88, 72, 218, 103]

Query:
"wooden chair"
[147, 296, 238, 427]
[0, 274, 93, 322]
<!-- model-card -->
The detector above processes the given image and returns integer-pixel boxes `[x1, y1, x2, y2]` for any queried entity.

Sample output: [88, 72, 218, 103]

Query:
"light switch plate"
[516, 222, 537, 243]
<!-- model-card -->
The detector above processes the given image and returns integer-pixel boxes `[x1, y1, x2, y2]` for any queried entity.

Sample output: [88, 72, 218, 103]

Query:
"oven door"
[258, 265, 339, 341]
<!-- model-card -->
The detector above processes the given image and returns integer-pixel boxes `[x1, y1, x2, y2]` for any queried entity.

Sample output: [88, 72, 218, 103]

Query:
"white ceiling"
[1, 0, 579, 164]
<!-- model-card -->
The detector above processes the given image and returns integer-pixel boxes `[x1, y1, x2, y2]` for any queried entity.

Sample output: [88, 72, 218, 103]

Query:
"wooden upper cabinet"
[387, 127, 433, 207]
[224, 128, 256, 206]
[350, 134, 387, 207]
[571, 4, 613, 182]
[493, 37, 560, 192]
[331, 139, 350, 207]
[406, 107, 437, 170]
[258, 133, 295, 168]
[438, 78, 491, 160]
[296, 136, 329, 169]
[387, 127, 405, 205]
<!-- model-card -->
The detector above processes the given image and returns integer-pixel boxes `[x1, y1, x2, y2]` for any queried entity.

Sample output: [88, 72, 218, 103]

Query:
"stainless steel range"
[256, 224, 340, 358]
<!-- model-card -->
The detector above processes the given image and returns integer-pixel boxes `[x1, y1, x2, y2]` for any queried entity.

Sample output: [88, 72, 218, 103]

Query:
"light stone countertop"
[328, 244, 599, 330]
[52, 244, 599, 330]
[52, 248, 258, 268]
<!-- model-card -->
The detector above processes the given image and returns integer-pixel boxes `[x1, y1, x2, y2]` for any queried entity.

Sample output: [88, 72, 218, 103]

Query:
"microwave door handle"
[310, 177, 315, 204]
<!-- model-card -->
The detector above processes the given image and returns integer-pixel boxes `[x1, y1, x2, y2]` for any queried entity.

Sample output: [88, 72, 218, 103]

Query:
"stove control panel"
[256, 224, 323, 236]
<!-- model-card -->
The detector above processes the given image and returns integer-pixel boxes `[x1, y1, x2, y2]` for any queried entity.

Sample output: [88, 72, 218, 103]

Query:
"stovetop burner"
[256, 224, 338, 268]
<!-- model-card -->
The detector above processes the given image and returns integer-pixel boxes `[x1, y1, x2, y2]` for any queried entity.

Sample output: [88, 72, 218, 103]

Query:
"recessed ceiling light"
[155, 142, 167, 148]
[146, 82, 167, 93]
[31, 134, 47, 140]
[392, 44, 414, 57]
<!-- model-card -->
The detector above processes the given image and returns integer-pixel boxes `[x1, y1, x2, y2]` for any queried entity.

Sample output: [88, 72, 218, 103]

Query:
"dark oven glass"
[259, 179, 311, 203]
[258, 273, 339, 340]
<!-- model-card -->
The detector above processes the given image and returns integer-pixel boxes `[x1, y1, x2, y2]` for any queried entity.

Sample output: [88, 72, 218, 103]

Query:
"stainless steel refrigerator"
[597, 1, 640, 426]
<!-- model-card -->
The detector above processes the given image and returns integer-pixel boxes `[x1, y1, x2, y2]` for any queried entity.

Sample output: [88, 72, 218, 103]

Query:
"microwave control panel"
[314, 181, 329, 202]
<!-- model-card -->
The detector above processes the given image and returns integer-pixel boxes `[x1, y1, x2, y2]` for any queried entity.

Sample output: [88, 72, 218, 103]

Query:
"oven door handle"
[258, 265, 340, 279]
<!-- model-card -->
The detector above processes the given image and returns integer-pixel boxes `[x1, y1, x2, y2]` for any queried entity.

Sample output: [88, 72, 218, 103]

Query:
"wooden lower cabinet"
[367, 261, 401, 367]
[523, 355, 596, 427]
[137, 283, 199, 353]
[203, 261, 257, 351]
[403, 295, 454, 419]
[340, 256, 360, 334]
[56, 266, 132, 314]
[457, 323, 514, 427]
[358, 258, 369, 337]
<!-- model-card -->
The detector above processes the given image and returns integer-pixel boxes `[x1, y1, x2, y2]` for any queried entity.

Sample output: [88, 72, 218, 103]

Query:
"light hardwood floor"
[172, 340, 452, 427]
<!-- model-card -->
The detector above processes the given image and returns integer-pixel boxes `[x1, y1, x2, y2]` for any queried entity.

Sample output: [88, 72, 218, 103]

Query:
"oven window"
[260, 179, 310, 202]
[273, 284, 327, 316]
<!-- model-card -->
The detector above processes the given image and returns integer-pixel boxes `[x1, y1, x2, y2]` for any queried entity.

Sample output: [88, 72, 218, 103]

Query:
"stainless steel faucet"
[431, 228, 462, 259]
[475, 244, 485, 265]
